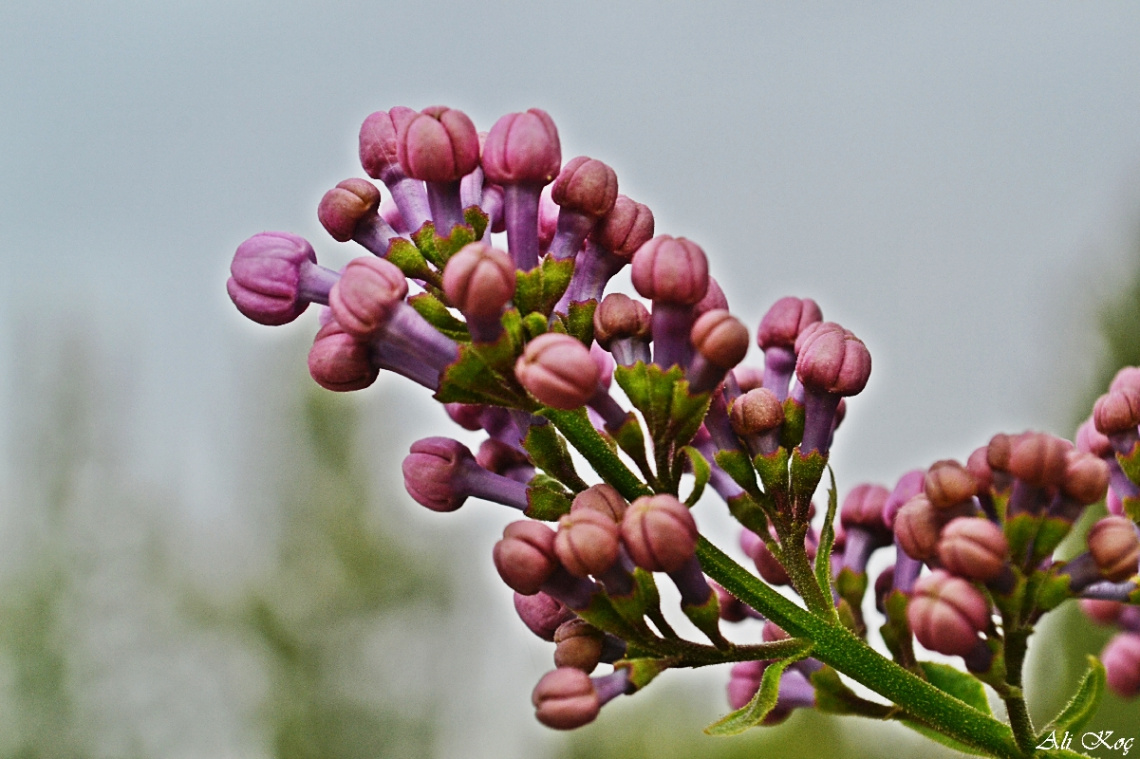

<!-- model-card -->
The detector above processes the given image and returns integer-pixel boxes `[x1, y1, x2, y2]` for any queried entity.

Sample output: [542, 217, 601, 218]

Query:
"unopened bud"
[493, 520, 560, 595]
[908, 570, 990, 658]
[1088, 516, 1140, 583]
[937, 517, 1009, 583]
[515, 333, 600, 410]
[555, 509, 622, 577]
[622, 494, 698, 573]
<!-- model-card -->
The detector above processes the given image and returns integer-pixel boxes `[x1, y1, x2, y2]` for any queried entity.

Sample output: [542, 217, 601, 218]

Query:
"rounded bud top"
[630, 235, 710, 305]
[894, 494, 942, 561]
[1110, 366, 1140, 395]
[443, 243, 516, 319]
[1076, 418, 1114, 458]
[729, 388, 784, 437]
[937, 517, 1009, 582]
[1007, 432, 1070, 488]
[555, 509, 621, 577]
[396, 105, 480, 184]
[691, 309, 749, 369]
[532, 667, 600, 729]
[228, 232, 318, 325]
[621, 494, 698, 572]
[1080, 598, 1124, 626]
[553, 618, 605, 672]
[328, 257, 409, 339]
[493, 520, 559, 595]
[571, 484, 629, 523]
[758, 297, 823, 351]
[476, 438, 531, 476]
[882, 469, 927, 529]
[307, 321, 378, 392]
[1102, 632, 1140, 698]
[593, 293, 651, 348]
[840, 483, 891, 533]
[1061, 450, 1109, 505]
[987, 433, 1013, 473]
[359, 107, 417, 180]
[592, 195, 654, 259]
[965, 446, 995, 493]
[908, 570, 990, 658]
[318, 178, 381, 242]
[1087, 515, 1140, 583]
[515, 333, 599, 410]
[514, 591, 573, 641]
[401, 437, 476, 512]
[1094, 387, 1140, 437]
[694, 277, 730, 315]
[483, 109, 562, 185]
[794, 322, 872, 396]
[733, 366, 765, 393]
[552, 156, 618, 218]
[924, 460, 979, 511]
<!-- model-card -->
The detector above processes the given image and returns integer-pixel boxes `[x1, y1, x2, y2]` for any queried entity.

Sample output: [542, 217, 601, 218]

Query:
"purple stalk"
[426, 180, 465, 237]
[372, 341, 443, 390]
[548, 210, 596, 261]
[588, 388, 628, 432]
[686, 355, 727, 396]
[352, 216, 403, 257]
[460, 166, 484, 209]
[384, 175, 431, 232]
[609, 338, 651, 367]
[1006, 479, 1050, 517]
[1064, 553, 1101, 592]
[763, 346, 797, 402]
[592, 669, 632, 704]
[650, 302, 696, 370]
[1109, 458, 1140, 498]
[704, 392, 743, 453]
[841, 528, 877, 574]
[381, 303, 460, 370]
[800, 389, 840, 455]
[503, 183, 543, 271]
[479, 185, 504, 242]
[557, 242, 626, 313]
[1109, 428, 1140, 458]
[596, 550, 636, 597]
[541, 568, 601, 611]
[600, 635, 627, 664]
[892, 546, 923, 594]
[667, 555, 713, 608]
[457, 460, 531, 510]
[296, 262, 340, 306]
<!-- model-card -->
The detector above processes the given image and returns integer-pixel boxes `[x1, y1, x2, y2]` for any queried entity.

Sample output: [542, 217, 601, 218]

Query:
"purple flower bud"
[908, 570, 990, 658]
[328, 257, 409, 340]
[592, 195, 654, 260]
[924, 460, 979, 511]
[593, 293, 651, 365]
[749, 534, 791, 586]
[839, 483, 891, 573]
[758, 297, 824, 351]
[307, 321, 379, 392]
[532, 668, 600, 730]
[630, 235, 710, 306]
[555, 509, 622, 578]
[1088, 516, 1140, 583]
[396, 105, 479, 184]
[553, 618, 605, 672]
[402, 437, 529, 513]
[1102, 632, 1140, 698]
[1111, 366, 1140, 394]
[622, 494, 698, 573]
[227, 232, 338, 326]
[494, 520, 560, 595]
[318, 178, 380, 241]
[571, 483, 630, 523]
[1061, 450, 1110, 505]
[894, 495, 944, 561]
[795, 322, 871, 397]
[514, 591, 574, 641]
[359, 108, 431, 231]
[883, 469, 926, 529]
[515, 333, 600, 410]
[442, 242, 515, 342]
[688, 309, 749, 394]
[937, 517, 1009, 583]
[1077, 418, 1114, 458]
[729, 388, 784, 436]
[548, 157, 619, 261]
[483, 109, 562, 186]
[476, 438, 532, 478]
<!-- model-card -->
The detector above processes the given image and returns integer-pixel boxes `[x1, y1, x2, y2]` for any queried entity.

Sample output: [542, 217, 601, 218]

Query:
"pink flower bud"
[630, 235, 709, 305]
[1102, 632, 1140, 698]
[1088, 515, 1140, 582]
[937, 517, 1009, 582]
[483, 109, 562, 186]
[592, 195, 654, 260]
[691, 309, 749, 369]
[758, 297, 823, 351]
[924, 460, 979, 511]
[1061, 450, 1110, 505]
[571, 483, 629, 523]
[966, 446, 996, 493]
[307, 321, 378, 392]
[840, 484, 891, 533]
[553, 618, 605, 672]
[396, 105, 480, 184]
[1076, 418, 1113, 458]
[621, 494, 698, 573]
[227, 232, 320, 325]
[1111, 366, 1140, 394]
[359, 107, 416, 181]
[493, 520, 560, 595]
[532, 668, 600, 729]
[476, 439, 530, 476]
[552, 156, 618, 218]
[328, 257, 409, 339]
[317, 178, 381, 242]
[401, 437, 477, 513]
[894, 495, 943, 561]
[1095, 387, 1140, 437]
[1080, 598, 1124, 626]
[694, 277, 730, 315]
[537, 184, 559, 249]
[987, 433, 1013, 473]
[593, 293, 651, 348]
[908, 570, 990, 658]
[555, 509, 621, 577]
[515, 333, 599, 410]
[729, 388, 784, 436]
[514, 592, 574, 641]
[749, 537, 790, 586]
[794, 322, 872, 397]
[442, 243, 516, 318]
[1007, 432, 1070, 488]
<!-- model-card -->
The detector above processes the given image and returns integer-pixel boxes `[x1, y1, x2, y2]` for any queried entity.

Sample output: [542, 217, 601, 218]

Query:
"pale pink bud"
[1088, 516, 1140, 582]
[1094, 387, 1140, 436]
[396, 105, 479, 183]
[908, 570, 990, 658]
[555, 509, 621, 577]
[532, 668, 599, 729]
[515, 333, 599, 410]
[937, 517, 1009, 582]
[493, 520, 560, 595]
[483, 109, 562, 185]
[328, 257, 409, 339]
[630, 235, 709, 305]
[552, 156, 618, 218]
[795, 322, 872, 397]
[593, 293, 651, 348]
[571, 484, 629, 523]
[442, 243, 516, 318]
[307, 321, 378, 392]
[621, 494, 698, 573]
[1103, 632, 1140, 697]
[359, 108, 416, 181]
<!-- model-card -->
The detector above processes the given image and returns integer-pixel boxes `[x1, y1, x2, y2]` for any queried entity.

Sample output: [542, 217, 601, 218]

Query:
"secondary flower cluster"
[226, 104, 1140, 747]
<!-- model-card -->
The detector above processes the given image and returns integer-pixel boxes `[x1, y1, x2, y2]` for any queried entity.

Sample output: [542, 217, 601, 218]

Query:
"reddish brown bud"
[894, 495, 943, 561]
[551, 156, 618, 218]
[493, 520, 559, 595]
[1103, 632, 1140, 698]
[555, 509, 621, 577]
[515, 333, 599, 410]
[318, 178, 381, 242]
[630, 235, 709, 305]
[937, 517, 1009, 582]
[592, 195, 654, 260]
[307, 321, 378, 392]
[1088, 516, 1140, 582]
[593, 293, 651, 348]
[1094, 387, 1140, 437]
[691, 309, 749, 369]
[1061, 450, 1110, 505]
[442, 243, 516, 319]
[729, 388, 784, 437]
[757, 297, 823, 351]
[570, 484, 629, 523]
[1007, 432, 1070, 488]
[532, 668, 599, 730]
[924, 460, 979, 510]
[553, 619, 605, 672]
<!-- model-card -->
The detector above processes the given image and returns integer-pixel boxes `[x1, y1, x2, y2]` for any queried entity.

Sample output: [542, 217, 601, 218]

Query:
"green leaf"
[811, 667, 893, 718]
[1033, 571, 1073, 613]
[385, 238, 439, 284]
[462, 205, 489, 240]
[434, 333, 524, 406]
[521, 311, 549, 340]
[612, 414, 652, 481]
[779, 397, 805, 449]
[753, 448, 789, 497]
[789, 448, 827, 506]
[715, 449, 761, 496]
[814, 466, 839, 601]
[917, 661, 992, 715]
[1123, 495, 1140, 523]
[564, 299, 597, 345]
[612, 362, 710, 449]
[617, 658, 670, 691]
[408, 292, 470, 341]
[1043, 655, 1105, 737]
[682, 446, 711, 507]
[513, 255, 575, 316]
[899, 720, 993, 757]
[704, 641, 812, 736]
[410, 222, 444, 268]
[523, 421, 589, 493]
[524, 474, 573, 521]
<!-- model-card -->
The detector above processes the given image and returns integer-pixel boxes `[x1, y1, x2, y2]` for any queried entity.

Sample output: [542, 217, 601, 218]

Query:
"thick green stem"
[542, 407, 653, 501]
[778, 529, 833, 617]
[1001, 627, 1036, 755]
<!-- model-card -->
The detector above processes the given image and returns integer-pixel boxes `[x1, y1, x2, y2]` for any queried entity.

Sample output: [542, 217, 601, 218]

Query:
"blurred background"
[2, 2, 1140, 757]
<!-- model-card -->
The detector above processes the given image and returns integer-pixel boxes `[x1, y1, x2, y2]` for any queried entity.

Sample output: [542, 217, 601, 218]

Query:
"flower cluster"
[227, 105, 1140, 756]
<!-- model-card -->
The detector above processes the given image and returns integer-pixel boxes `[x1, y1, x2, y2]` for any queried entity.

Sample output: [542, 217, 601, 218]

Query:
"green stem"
[542, 407, 653, 500]
[1001, 626, 1036, 755]
[778, 528, 833, 617]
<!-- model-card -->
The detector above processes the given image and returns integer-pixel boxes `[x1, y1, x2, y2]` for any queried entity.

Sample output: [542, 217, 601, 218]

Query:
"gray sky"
[3, 2, 1140, 752]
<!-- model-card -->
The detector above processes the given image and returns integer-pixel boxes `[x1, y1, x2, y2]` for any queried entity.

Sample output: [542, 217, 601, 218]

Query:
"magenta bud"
[514, 591, 573, 641]
[757, 297, 823, 351]
[532, 668, 599, 730]
[483, 109, 562, 186]
[571, 484, 629, 523]
[966, 446, 996, 493]
[476, 438, 530, 476]
[794, 322, 872, 397]
[1088, 516, 1140, 582]
[227, 232, 322, 325]
[359, 108, 417, 181]
[733, 366, 765, 393]
[908, 570, 990, 658]
[749, 537, 790, 586]
[555, 509, 622, 577]
[1111, 366, 1140, 394]
[1076, 418, 1114, 458]
[621, 494, 698, 573]
[328, 257, 409, 339]
[396, 105, 479, 184]
[592, 195, 654, 260]
[630, 235, 710, 305]
[593, 293, 651, 348]
[552, 156, 619, 218]
[840, 484, 891, 533]
[1102, 632, 1140, 697]
[1062, 450, 1110, 505]
[442, 243, 516, 318]
[924, 460, 979, 511]
[729, 388, 784, 436]
[493, 520, 560, 595]
[307, 321, 378, 392]
[515, 333, 600, 410]
[318, 178, 381, 242]
[1007, 432, 1070, 488]
[883, 469, 927, 529]
[691, 309, 749, 369]
[1095, 387, 1140, 437]
[401, 437, 477, 513]
[694, 277, 730, 315]
[937, 517, 1009, 582]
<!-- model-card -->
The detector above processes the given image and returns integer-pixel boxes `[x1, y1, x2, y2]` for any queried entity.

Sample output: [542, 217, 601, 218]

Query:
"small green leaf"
[523, 421, 589, 493]
[899, 720, 993, 756]
[753, 448, 789, 497]
[408, 292, 470, 341]
[1123, 495, 1140, 523]
[462, 205, 489, 240]
[1006, 513, 1043, 567]
[917, 662, 992, 715]
[617, 658, 670, 691]
[1033, 570, 1073, 612]
[715, 449, 761, 496]
[704, 641, 812, 736]
[521, 311, 549, 340]
[410, 222, 444, 268]
[1043, 655, 1105, 737]
[434, 334, 525, 406]
[814, 466, 839, 602]
[564, 299, 597, 345]
[811, 667, 893, 718]
[789, 448, 827, 505]
[682, 446, 711, 507]
[726, 493, 769, 536]
[779, 397, 805, 449]
[513, 255, 575, 316]
[612, 414, 652, 480]
[385, 238, 438, 284]
[524, 474, 573, 521]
